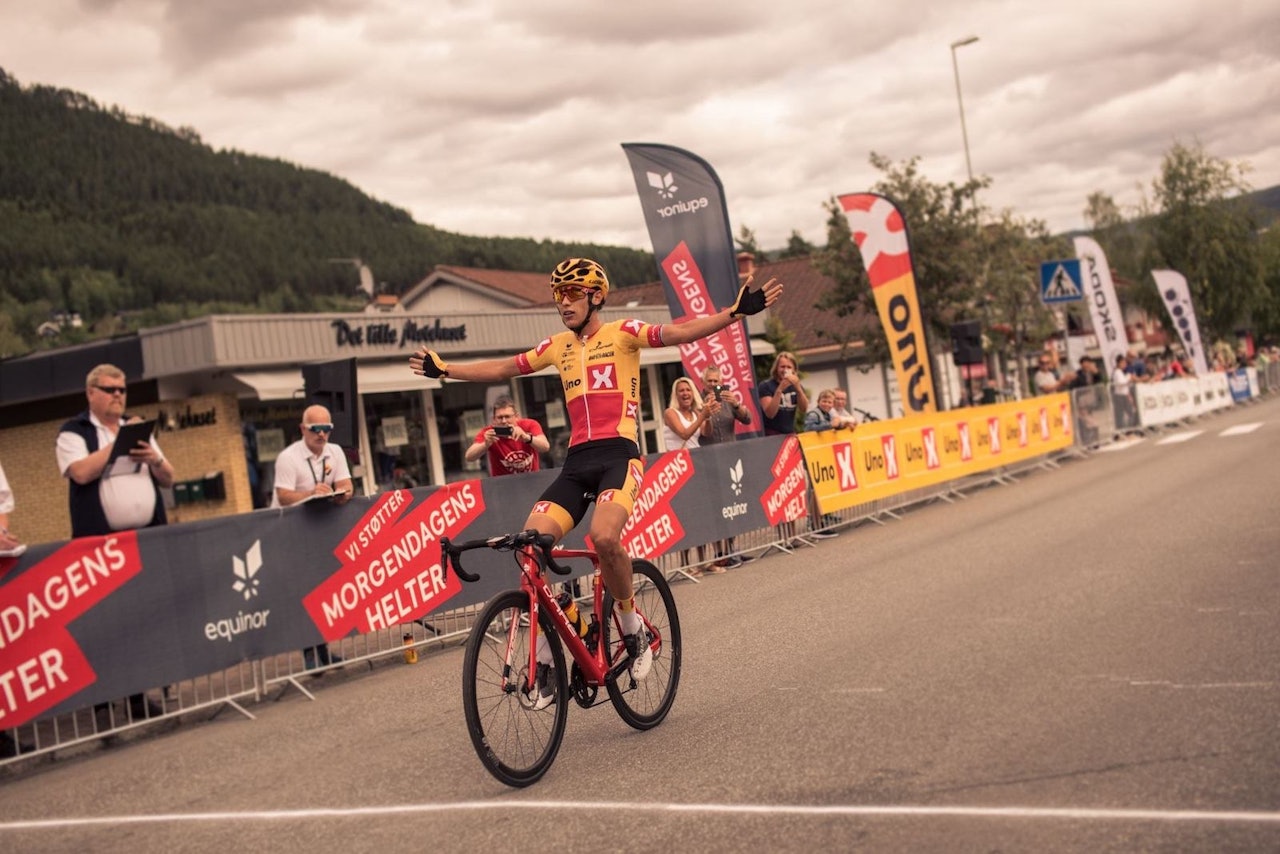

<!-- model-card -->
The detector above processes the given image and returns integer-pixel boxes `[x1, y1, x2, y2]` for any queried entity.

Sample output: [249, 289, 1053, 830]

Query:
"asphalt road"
[3, 395, 1279, 853]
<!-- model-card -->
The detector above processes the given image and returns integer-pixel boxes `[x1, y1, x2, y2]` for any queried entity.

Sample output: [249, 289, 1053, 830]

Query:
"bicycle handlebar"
[439, 530, 574, 584]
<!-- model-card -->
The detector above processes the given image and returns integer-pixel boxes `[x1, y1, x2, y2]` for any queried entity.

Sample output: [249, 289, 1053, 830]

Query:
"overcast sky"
[3, 0, 1278, 252]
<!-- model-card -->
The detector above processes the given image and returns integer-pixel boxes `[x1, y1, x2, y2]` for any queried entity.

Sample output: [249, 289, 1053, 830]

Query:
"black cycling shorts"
[531, 438, 645, 533]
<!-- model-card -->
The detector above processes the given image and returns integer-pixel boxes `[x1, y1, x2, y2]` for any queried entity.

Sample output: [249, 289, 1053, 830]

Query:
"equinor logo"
[646, 170, 678, 199]
[232, 540, 262, 599]
[206, 541, 271, 643]
[646, 170, 708, 218]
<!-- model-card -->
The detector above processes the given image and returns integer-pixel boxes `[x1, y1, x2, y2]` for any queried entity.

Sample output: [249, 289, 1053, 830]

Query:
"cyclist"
[410, 258, 782, 690]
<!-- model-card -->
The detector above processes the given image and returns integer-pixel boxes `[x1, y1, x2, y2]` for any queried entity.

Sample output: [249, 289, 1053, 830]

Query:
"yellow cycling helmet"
[550, 258, 610, 299]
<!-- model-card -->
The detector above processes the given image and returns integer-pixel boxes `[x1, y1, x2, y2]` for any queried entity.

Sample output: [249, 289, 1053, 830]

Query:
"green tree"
[975, 212, 1063, 396]
[1147, 141, 1265, 342]
[778, 230, 815, 259]
[813, 153, 989, 397]
[1083, 191, 1152, 288]
[1255, 225, 1280, 342]
[734, 225, 766, 264]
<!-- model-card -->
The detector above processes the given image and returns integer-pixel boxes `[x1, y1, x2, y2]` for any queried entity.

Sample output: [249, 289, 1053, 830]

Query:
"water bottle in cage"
[556, 591, 589, 639]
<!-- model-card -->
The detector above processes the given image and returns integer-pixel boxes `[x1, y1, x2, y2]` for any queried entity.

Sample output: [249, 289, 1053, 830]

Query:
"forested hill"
[0, 68, 655, 357]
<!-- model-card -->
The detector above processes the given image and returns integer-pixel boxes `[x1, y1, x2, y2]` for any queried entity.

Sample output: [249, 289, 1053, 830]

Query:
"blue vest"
[60, 411, 167, 538]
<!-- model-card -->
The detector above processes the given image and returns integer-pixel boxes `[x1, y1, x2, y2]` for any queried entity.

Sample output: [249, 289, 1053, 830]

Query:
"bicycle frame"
[514, 544, 633, 694]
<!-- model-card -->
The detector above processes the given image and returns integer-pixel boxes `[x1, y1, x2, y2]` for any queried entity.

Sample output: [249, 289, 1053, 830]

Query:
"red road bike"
[441, 530, 681, 787]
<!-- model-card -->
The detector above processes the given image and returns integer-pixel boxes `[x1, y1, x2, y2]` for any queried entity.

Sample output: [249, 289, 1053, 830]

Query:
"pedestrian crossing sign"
[1039, 259, 1083, 303]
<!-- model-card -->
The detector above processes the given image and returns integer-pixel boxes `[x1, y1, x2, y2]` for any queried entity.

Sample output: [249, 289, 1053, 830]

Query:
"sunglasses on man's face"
[95, 385, 128, 396]
[305, 423, 334, 434]
[552, 285, 595, 303]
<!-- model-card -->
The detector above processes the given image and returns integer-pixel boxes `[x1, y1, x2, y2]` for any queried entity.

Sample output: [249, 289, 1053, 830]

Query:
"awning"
[231, 370, 307, 401]
[357, 362, 442, 394]
[231, 364, 440, 401]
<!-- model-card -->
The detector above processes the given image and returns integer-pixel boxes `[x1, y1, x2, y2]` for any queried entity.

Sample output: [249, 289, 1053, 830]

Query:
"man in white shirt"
[56, 364, 175, 537]
[271, 404, 353, 671]
[271, 405, 354, 508]
[55, 363, 175, 722]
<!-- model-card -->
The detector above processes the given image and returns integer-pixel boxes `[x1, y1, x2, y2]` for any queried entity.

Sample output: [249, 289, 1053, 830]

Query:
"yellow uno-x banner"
[797, 394, 1075, 514]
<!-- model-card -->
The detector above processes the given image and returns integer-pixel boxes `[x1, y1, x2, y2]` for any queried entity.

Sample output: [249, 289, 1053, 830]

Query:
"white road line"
[1156, 431, 1203, 445]
[3, 801, 1280, 831]
[1219, 422, 1263, 436]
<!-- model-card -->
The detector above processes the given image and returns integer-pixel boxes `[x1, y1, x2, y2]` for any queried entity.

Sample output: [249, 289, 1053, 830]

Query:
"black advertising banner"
[0, 437, 791, 728]
[622, 143, 764, 434]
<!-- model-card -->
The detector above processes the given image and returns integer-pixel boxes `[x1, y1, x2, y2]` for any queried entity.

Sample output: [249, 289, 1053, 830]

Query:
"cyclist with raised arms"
[410, 258, 782, 681]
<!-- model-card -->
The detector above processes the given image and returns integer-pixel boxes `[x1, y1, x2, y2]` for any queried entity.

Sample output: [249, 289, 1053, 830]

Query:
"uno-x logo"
[625, 400, 639, 419]
[922, 427, 940, 469]
[532, 337, 553, 357]
[987, 418, 1002, 454]
[834, 443, 857, 490]
[646, 170, 678, 199]
[957, 422, 972, 461]
[232, 540, 263, 600]
[1017, 412, 1029, 448]
[845, 196, 909, 268]
[590, 364, 617, 390]
[621, 318, 645, 336]
[533, 500, 551, 515]
[1039, 408, 1051, 441]
[881, 435, 899, 479]
[729, 458, 744, 496]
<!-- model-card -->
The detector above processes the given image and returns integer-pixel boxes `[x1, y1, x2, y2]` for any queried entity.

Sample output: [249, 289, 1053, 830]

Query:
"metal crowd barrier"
[5, 376, 1272, 770]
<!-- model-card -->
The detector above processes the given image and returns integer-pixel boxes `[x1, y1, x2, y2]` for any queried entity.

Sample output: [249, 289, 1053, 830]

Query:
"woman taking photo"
[662, 376, 719, 450]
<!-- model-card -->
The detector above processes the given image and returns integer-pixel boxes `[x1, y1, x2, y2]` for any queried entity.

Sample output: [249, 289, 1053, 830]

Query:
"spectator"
[799, 392, 843, 540]
[56, 363, 174, 723]
[831, 390, 859, 426]
[464, 395, 550, 476]
[758, 352, 809, 547]
[662, 376, 719, 572]
[803, 389, 856, 432]
[1068, 356, 1103, 446]
[272, 404, 353, 670]
[1111, 355, 1138, 433]
[979, 380, 1000, 405]
[662, 377, 717, 451]
[0, 459, 23, 559]
[699, 365, 751, 445]
[1069, 356, 1102, 389]
[1125, 349, 1150, 381]
[758, 352, 807, 435]
[1033, 352, 1071, 395]
[698, 366, 752, 569]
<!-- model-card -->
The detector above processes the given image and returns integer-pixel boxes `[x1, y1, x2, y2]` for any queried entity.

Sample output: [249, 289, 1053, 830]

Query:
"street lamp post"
[949, 35, 979, 189]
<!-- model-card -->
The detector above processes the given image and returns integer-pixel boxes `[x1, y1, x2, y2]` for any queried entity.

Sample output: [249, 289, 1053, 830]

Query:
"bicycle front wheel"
[462, 590, 568, 787]
[602, 559, 682, 730]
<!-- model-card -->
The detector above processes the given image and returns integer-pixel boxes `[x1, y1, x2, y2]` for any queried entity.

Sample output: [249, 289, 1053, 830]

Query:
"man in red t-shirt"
[464, 396, 551, 476]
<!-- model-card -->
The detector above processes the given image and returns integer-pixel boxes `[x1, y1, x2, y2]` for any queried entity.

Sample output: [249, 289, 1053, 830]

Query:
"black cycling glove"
[728, 281, 768, 318]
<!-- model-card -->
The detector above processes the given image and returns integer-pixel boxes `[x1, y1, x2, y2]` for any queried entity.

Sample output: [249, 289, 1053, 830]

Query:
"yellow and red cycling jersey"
[515, 318, 665, 448]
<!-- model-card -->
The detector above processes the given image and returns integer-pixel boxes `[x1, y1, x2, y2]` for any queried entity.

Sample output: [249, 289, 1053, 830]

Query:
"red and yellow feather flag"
[838, 192, 938, 414]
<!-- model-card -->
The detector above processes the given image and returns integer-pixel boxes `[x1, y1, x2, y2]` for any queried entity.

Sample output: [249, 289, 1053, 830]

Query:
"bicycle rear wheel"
[462, 590, 568, 787]
[602, 559, 681, 730]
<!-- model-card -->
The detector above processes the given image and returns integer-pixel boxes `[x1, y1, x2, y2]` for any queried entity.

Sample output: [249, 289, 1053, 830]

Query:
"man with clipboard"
[55, 363, 175, 723]
[56, 364, 175, 537]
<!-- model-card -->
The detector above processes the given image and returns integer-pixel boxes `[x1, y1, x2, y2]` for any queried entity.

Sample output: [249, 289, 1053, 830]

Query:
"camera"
[494, 425, 514, 437]
[712, 384, 728, 400]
